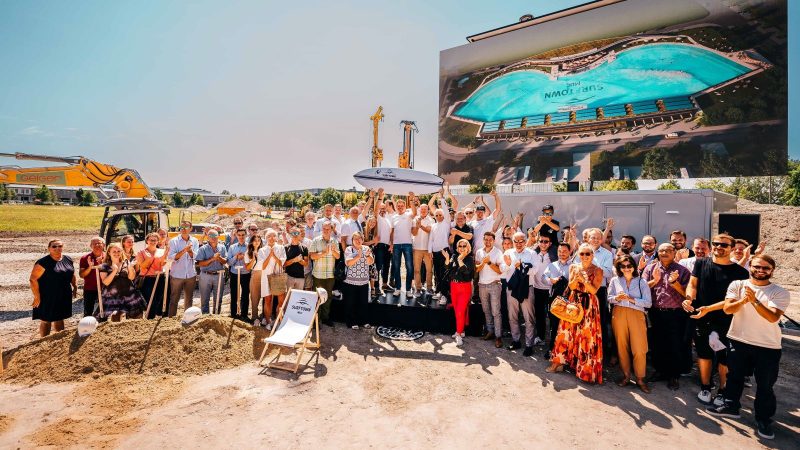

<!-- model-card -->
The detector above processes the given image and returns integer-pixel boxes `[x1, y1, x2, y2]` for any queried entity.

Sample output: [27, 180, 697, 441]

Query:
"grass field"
[0, 205, 213, 233]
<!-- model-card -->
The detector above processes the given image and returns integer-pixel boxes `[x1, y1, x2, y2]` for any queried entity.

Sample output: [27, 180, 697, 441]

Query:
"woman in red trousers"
[444, 238, 475, 346]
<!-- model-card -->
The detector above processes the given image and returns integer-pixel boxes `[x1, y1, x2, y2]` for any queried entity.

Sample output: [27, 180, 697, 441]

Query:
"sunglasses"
[711, 242, 731, 248]
[180, 226, 191, 230]
[542, 212, 553, 216]
[457, 244, 468, 248]
[249, 228, 258, 232]
[579, 252, 592, 256]
[751, 265, 773, 271]
[50, 245, 63, 248]
[538, 240, 550, 244]
[234, 222, 242, 225]
[619, 264, 633, 269]
[513, 239, 525, 243]
[465, 212, 474, 215]
[290, 231, 300, 236]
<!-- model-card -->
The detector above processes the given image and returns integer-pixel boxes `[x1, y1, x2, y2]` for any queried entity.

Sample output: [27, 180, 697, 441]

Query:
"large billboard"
[438, 0, 788, 185]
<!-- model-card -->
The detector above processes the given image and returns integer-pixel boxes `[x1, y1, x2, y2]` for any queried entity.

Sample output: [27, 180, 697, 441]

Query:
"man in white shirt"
[428, 196, 451, 304]
[544, 242, 573, 356]
[500, 231, 541, 356]
[340, 207, 364, 247]
[531, 234, 553, 347]
[390, 194, 418, 294]
[468, 190, 501, 252]
[703, 255, 790, 441]
[587, 227, 615, 358]
[475, 232, 504, 348]
[679, 237, 710, 273]
[314, 203, 341, 240]
[411, 203, 433, 298]
[375, 203, 393, 293]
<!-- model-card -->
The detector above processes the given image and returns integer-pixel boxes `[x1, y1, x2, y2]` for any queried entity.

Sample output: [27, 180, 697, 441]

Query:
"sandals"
[616, 375, 631, 387]
[545, 364, 564, 373]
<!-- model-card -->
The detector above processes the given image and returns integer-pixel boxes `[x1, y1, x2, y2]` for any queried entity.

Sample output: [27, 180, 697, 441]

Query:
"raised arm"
[490, 189, 501, 220]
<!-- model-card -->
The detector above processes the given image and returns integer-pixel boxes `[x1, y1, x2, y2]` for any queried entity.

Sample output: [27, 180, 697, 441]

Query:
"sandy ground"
[1, 326, 798, 449]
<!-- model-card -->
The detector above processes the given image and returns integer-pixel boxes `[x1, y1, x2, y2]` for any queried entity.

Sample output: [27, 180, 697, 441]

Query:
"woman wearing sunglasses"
[29, 239, 76, 337]
[547, 243, 604, 383]
[608, 254, 652, 393]
[444, 238, 475, 346]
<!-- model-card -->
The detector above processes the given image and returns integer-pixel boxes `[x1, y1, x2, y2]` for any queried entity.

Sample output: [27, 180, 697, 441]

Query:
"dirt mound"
[1, 317, 269, 383]
[184, 205, 208, 213]
[736, 199, 800, 286]
[217, 199, 266, 212]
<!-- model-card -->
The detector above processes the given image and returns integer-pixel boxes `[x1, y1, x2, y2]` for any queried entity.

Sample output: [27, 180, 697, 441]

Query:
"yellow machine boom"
[370, 106, 384, 168]
[0, 152, 154, 199]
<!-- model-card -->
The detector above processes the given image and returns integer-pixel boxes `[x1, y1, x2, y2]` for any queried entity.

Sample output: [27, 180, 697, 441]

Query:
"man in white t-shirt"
[340, 207, 364, 247]
[475, 232, 504, 348]
[390, 195, 418, 294]
[411, 203, 433, 298]
[428, 194, 452, 303]
[704, 254, 790, 440]
[468, 190, 501, 253]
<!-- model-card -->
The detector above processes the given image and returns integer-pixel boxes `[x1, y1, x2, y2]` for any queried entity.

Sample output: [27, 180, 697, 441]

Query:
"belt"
[202, 270, 222, 275]
[479, 281, 502, 286]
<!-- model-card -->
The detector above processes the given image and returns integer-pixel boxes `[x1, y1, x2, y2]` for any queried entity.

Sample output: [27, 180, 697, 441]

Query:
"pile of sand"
[217, 199, 266, 212]
[1, 317, 269, 383]
[737, 199, 800, 286]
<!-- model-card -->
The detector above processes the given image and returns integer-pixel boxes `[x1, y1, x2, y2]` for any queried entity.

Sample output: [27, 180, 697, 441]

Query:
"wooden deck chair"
[258, 288, 325, 373]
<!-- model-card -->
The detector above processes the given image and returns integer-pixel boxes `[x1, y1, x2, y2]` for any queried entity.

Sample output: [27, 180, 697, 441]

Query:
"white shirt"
[257, 244, 286, 276]
[531, 249, 552, 290]
[244, 251, 261, 272]
[341, 217, 363, 246]
[679, 256, 698, 273]
[428, 218, 451, 253]
[500, 247, 540, 282]
[544, 259, 572, 289]
[376, 214, 392, 245]
[412, 215, 433, 251]
[314, 216, 341, 240]
[469, 216, 495, 253]
[391, 210, 414, 245]
[475, 246, 503, 284]
[726, 280, 791, 350]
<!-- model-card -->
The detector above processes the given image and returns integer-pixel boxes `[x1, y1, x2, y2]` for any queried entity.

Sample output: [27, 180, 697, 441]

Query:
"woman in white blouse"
[245, 234, 264, 327]
[608, 253, 653, 393]
[259, 229, 287, 330]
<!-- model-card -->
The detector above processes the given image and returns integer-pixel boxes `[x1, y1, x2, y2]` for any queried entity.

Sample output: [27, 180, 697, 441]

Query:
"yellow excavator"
[370, 106, 384, 167]
[0, 152, 170, 248]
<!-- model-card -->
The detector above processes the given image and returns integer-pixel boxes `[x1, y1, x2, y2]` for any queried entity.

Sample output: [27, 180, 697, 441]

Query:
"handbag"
[267, 272, 288, 295]
[550, 287, 585, 324]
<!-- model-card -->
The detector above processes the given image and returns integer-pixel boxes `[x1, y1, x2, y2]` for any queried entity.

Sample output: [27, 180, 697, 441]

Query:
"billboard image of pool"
[454, 44, 750, 123]
[438, 0, 787, 185]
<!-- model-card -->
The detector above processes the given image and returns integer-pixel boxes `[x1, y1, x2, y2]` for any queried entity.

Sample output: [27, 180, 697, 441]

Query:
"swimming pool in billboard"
[454, 44, 750, 123]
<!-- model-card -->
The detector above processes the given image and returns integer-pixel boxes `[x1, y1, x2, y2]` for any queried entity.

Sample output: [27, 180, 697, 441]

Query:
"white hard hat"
[77, 316, 98, 337]
[316, 287, 328, 304]
[181, 306, 202, 324]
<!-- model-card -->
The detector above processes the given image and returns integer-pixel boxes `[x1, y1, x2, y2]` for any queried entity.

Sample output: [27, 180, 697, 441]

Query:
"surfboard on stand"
[353, 168, 443, 195]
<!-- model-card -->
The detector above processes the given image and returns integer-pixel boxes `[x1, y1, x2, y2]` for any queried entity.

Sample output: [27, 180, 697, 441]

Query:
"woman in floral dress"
[99, 243, 146, 321]
[547, 243, 604, 384]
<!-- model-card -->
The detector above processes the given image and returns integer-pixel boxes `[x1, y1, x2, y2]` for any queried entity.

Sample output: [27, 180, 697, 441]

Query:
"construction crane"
[370, 106, 384, 168]
[0, 152, 154, 199]
[398, 120, 418, 169]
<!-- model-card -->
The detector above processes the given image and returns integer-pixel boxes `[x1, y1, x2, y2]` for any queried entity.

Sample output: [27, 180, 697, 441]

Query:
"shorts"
[694, 320, 730, 364]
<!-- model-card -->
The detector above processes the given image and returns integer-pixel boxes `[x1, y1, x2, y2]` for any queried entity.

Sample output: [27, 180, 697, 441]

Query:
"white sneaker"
[712, 393, 726, 407]
[363, 324, 372, 329]
[412, 289, 420, 298]
[351, 325, 359, 330]
[697, 389, 712, 404]
[455, 334, 463, 346]
[261, 317, 267, 327]
[266, 320, 274, 331]
[332, 290, 342, 298]
[533, 337, 545, 346]
[432, 293, 441, 300]
[438, 296, 447, 306]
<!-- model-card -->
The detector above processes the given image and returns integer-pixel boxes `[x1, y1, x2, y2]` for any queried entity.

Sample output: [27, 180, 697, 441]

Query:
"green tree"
[239, 195, 253, 201]
[694, 179, 730, 192]
[599, 179, 638, 191]
[34, 185, 54, 203]
[781, 160, 800, 206]
[153, 188, 166, 202]
[258, 199, 268, 207]
[319, 188, 342, 206]
[657, 179, 681, 190]
[342, 192, 359, 208]
[467, 183, 494, 194]
[188, 193, 204, 206]
[220, 190, 230, 195]
[81, 191, 98, 206]
[171, 191, 184, 207]
[553, 182, 567, 192]
[699, 150, 732, 177]
[641, 148, 678, 179]
[0, 183, 12, 201]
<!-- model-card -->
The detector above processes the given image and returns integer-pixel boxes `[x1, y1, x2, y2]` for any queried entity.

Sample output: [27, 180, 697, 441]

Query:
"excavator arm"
[0, 152, 154, 199]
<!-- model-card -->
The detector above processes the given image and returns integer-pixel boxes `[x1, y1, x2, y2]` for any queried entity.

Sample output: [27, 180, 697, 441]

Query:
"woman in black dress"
[29, 239, 76, 337]
[99, 243, 146, 321]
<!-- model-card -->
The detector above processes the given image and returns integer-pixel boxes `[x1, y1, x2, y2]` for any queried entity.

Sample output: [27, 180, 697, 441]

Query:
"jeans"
[478, 282, 502, 337]
[725, 339, 781, 424]
[229, 270, 251, 318]
[199, 272, 224, 314]
[391, 243, 413, 291]
[374, 243, 391, 285]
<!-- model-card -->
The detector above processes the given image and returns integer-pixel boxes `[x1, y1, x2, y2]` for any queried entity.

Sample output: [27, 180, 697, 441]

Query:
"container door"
[603, 204, 651, 249]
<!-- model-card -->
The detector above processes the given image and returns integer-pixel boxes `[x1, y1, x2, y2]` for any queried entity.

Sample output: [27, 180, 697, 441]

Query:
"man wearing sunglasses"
[704, 254, 790, 440]
[642, 243, 691, 390]
[226, 229, 250, 321]
[500, 231, 541, 356]
[531, 204, 559, 261]
[226, 219, 245, 246]
[684, 233, 749, 406]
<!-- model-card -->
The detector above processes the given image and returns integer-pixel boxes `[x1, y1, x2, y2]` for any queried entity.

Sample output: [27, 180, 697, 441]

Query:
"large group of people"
[28, 185, 791, 440]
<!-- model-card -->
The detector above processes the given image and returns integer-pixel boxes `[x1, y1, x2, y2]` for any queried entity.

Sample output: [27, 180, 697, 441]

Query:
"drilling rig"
[370, 106, 384, 168]
[398, 120, 417, 169]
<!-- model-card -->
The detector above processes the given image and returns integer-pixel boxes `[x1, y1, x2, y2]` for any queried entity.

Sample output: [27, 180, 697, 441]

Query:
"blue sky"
[0, 0, 796, 194]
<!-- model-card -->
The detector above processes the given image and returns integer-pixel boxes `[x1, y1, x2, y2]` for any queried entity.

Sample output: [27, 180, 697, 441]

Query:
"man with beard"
[671, 230, 692, 262]
[679, 237, 710, 273]
[704, 254, 790, 441]
[684, 233, 749, 406]
[634, 235, 658, 271]
[616, 235, 636, 256]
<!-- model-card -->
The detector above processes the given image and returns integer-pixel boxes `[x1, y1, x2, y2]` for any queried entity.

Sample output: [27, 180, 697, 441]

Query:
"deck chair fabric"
[265, 290, 319, 347]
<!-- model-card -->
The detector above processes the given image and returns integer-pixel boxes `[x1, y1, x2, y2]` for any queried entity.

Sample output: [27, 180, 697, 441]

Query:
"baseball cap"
[475, 205, 486, 211]
[542, 204, 554, 211]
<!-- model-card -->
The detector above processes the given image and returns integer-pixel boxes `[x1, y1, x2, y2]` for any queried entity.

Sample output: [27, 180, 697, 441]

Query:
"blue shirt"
[227, 241, 250, 274]
[196, 242, 228, 273]
[608, 275, 652, 312]
[592, 246, 614, 287]
[168, 236, 200, 279]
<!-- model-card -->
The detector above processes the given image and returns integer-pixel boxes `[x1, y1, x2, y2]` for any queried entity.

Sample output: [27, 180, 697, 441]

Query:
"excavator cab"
[99, 198, 170, 251]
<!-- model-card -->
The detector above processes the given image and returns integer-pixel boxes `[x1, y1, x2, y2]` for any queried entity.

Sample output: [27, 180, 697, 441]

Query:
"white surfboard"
[353, 168, 443, 195]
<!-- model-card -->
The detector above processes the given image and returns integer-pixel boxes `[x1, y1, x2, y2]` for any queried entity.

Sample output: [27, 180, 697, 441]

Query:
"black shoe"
[648, 372, 668, 383]
[544, 350, 552, 359]
[706, 404, 741, 419]
[667, 378, 680, 391]
[523, 346, 533, 357]
[323, 319, 335, 327]
[507, 341, 521, 350]
[756, 420, 774, 440]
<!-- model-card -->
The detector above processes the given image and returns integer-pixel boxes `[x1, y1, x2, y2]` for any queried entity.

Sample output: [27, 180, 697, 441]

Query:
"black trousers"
[501, 279, 510, 333]
[648, 308, 690, 378]
[597, 286, 614, 356]
[374, 243, 391, 284]
[726, 340, 781, 424]
[141, 276, 169, 319]
[533, 288, 550, 341]
[432, 250, 449, 297]
[343, 282, 369, 327]
[229, 271, 251, 318]
[83, 290, 98, 317]
[547, 293, 561, 351]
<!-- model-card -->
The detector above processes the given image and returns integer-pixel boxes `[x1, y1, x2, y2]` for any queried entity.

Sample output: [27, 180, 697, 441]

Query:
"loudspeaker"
[567, 181, 580, 192]
[718, 213, 760, 247]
